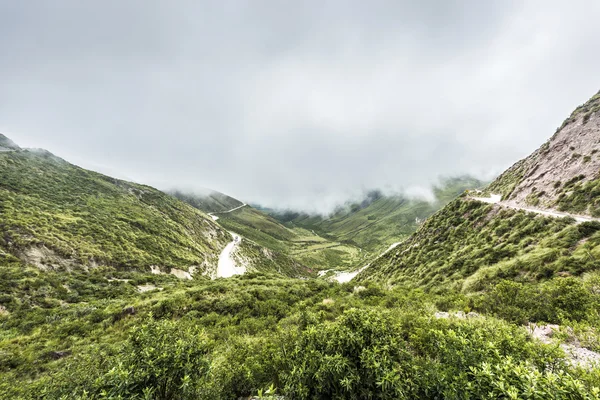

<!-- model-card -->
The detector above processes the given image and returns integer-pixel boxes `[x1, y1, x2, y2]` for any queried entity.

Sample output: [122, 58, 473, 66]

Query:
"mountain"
[170, 188, 243, 214]
[487, 90, 600, 216]
[0, 136, 230, 275]
[266, 176, 484, 253]
[0, 135, 309, 278]
[3, 107, 600, 398]
[358, 91, 600, 292]
[173, 178, 481, 274]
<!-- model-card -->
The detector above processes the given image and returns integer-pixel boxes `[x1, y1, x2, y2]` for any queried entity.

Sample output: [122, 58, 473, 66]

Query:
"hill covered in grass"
[0, 135, 310, 279]
[358, 196, 600, 291]
[0, 137, 231, 274]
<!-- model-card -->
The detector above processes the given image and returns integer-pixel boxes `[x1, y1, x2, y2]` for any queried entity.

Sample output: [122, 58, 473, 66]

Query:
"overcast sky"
[1, 1, 600, 213]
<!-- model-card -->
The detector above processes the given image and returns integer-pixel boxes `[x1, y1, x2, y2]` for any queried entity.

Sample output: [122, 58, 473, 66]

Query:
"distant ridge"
[0, 133, 21, 151]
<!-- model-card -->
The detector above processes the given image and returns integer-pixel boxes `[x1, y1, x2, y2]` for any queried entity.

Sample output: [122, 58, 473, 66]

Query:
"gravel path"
[216, 233, 246, 278]
[471, 194, 598, 223]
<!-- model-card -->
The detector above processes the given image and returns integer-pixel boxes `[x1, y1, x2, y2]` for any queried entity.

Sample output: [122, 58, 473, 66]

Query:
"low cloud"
[1, 1, 600, 213]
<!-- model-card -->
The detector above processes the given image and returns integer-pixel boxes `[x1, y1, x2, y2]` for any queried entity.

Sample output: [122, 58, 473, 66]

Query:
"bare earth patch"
[530, 324, 600, 369]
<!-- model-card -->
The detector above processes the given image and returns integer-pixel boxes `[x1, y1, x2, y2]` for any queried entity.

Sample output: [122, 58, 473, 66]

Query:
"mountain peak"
[0, 134, 21, 152]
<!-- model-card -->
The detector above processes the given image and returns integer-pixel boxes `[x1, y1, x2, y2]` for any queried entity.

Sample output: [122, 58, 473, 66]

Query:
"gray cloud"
[1, 0, 600, 213]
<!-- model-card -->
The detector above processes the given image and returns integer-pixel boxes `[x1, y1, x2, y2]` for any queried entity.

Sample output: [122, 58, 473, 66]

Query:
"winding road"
[325, 241, 403, 283]
[216, 232, 246, 278]
[471, 194, 598, 223]
[208, 203, 247, 221]
[209, 204, 249, 278]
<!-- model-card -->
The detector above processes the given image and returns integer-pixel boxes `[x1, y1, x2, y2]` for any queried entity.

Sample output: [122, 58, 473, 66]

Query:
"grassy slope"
[358, 195, 600, 292]
[270, 176, 484, 252]
[0, 148, 231, 272]
[361, 93, 600, 290]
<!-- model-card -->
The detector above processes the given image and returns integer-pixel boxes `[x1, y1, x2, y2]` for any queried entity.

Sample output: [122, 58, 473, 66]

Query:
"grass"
[1, 261, 599, 399]
[555, 176, 600, 217]
[0, 149, 230, 272]
[358, 196, 600, 292]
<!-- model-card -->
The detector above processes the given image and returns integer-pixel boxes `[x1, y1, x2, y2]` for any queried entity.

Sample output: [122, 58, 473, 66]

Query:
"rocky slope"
[487, 91, 600, 216]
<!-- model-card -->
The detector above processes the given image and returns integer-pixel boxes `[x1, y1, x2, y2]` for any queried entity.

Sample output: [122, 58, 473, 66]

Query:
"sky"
[1, 1, 600, 213]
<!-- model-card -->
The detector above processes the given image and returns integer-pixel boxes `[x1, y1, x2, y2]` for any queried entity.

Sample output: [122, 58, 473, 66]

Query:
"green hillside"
[0, 142, 230, 273]
[0, 135, 312, 279]
[269, 176, 483, 252]
[358, 195, 600, 292]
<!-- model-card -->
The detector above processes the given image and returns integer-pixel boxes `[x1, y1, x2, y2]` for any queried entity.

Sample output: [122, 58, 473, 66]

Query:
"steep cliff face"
[487, 91, 600, 216]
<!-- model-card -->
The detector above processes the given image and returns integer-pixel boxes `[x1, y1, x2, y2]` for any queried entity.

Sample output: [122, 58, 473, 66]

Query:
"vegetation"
[0, 149, 230, 272]
[485, 159, 527, 200]
[359, 197, 600, 292]
[2, 114, 600, 399]
[1, 264, 599, 399]
[177, 195, 367, 272]
[555, 176, 600, 217]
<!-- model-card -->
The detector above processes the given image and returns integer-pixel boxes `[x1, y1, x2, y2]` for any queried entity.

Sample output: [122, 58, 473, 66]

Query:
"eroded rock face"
[21, 246, 78, 271]
[170, 268, 192, 280]
[510, 114, 599, 203]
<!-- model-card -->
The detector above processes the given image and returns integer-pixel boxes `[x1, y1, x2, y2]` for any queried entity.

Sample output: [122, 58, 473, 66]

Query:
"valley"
[2, 90, 600, 398]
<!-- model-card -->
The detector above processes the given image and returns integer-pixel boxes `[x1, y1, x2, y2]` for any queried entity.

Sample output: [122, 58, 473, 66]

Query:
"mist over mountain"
[2, 1, 600, 213]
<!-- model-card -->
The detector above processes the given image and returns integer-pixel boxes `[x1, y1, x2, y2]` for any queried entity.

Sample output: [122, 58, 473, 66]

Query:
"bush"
[91, 317, 212, 399]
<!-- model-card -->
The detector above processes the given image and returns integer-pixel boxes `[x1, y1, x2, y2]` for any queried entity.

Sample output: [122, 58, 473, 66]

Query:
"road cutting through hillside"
[216, 232, 246, 278]
[471, 194, 599, 223]
[210, 205, 249, 278]
[208, 203, 247, 221]
[325, 241, 403, 283]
